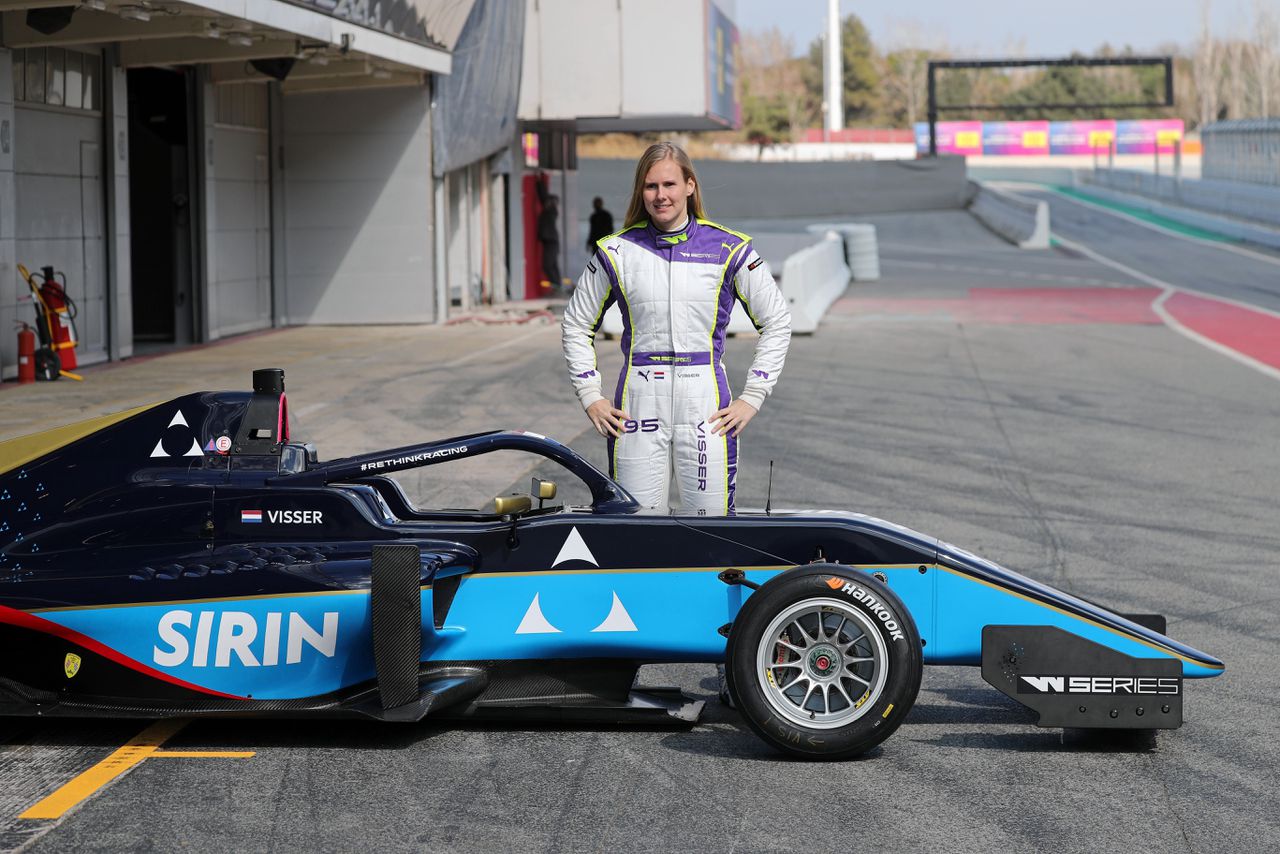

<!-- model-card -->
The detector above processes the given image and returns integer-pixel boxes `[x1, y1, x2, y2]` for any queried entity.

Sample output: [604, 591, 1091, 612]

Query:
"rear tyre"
[726, 564, 922, 759]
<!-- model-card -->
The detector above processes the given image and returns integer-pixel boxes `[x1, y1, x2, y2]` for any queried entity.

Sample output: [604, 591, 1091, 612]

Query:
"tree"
[1192, 1, 1221, 126]
[739, 27, 816, 142]
[741, 86, 792, 159]
[1252, 0, 1280, 118]
[881, 48, 932, 127]
[1224, 37, 1249, 118]
[802, 13, 881, 126]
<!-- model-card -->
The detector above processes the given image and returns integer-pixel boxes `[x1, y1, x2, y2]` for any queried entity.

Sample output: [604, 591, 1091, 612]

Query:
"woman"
[561, 142, 791, 515]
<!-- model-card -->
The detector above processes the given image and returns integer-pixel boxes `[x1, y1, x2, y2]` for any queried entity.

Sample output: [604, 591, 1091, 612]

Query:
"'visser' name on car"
[242, 509, 323, 524]
[153, 610, 339, 668]
[360, 446, 467, 471]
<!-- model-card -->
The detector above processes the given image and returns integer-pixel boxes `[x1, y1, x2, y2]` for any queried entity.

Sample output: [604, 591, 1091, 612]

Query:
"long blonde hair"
[623, 142, 707, 228]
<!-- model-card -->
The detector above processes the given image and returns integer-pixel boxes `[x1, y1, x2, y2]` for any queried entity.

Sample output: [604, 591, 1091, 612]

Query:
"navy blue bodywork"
[0, 384, 1223, 724]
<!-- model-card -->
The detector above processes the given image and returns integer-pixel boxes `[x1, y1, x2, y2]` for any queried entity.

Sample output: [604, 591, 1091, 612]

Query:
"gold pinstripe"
[933, 564, 1224, 671]
[0, 403, 160, 476]
[24, 564, 809, 613]
[23, 559, 1218, 671]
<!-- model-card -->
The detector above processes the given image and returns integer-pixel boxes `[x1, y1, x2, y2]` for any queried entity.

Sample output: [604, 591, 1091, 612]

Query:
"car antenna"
[765, 460, 774, 516]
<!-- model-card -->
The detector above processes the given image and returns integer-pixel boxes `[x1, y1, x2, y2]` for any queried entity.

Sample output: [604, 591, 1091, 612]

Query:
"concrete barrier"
[968, 183, 1050, 249]
[781, 232, 850, 334]
[805, 223, 880, 280]
[579, 156, 974, 221]
[599, 232, 849, 339]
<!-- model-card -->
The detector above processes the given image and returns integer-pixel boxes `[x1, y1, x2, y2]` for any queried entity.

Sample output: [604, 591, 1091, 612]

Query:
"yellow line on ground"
[150, 751, 255, 759]
[20, 719, 187, 820]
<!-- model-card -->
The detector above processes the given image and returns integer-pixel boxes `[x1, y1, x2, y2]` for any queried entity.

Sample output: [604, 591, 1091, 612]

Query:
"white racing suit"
[562, 218, 791, 515]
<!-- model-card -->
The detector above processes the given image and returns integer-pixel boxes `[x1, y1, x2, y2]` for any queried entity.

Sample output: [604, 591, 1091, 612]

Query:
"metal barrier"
[1201, 119, 1280, 187]
[1080, 167, 1280, 230]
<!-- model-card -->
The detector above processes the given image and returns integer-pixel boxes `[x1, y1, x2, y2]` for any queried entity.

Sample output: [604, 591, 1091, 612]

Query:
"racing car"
[0, 369, 1223, 759]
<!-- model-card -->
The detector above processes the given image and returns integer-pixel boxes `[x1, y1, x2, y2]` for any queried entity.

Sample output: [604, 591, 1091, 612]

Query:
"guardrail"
[1080, 168, 1280, 230]
[598, 232, 850, 339]
[967, 183, 1050, 249]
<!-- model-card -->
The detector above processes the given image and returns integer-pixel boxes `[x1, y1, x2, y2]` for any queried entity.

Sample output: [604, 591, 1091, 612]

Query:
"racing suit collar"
[648, 215, 695, 246]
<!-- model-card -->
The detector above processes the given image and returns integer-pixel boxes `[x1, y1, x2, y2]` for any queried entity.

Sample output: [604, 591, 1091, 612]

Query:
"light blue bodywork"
[37, 542, 1223, 700]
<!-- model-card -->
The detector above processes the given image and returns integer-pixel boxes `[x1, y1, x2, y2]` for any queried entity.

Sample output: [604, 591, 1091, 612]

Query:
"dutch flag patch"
[241, 510, 263, 524]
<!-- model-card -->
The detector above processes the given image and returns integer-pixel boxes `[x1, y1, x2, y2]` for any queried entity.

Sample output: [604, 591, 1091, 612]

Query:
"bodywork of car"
[0, 373, 1222, 741]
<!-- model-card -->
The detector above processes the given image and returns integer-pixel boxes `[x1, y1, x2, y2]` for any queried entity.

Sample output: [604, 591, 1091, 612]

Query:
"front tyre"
[725, 565, 922, 759]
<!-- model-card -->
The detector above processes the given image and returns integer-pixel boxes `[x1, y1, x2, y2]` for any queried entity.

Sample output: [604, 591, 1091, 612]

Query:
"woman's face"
[642, 158, 694, 231]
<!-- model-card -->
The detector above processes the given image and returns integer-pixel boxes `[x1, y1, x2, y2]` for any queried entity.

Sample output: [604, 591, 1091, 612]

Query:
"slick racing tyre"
[725, 564, 922, 759]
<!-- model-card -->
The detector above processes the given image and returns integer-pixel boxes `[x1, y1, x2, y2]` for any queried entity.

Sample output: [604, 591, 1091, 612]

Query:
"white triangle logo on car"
[590, 591, 637, 633]
[150, 411, 203, 458]
[551, 526, 598, 567]
[515, 593, 560, 634]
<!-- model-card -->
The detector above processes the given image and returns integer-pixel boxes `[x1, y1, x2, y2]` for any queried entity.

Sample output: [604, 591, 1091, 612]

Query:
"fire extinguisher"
[36, 266, 79, 372]
[16, 322, 35, 384]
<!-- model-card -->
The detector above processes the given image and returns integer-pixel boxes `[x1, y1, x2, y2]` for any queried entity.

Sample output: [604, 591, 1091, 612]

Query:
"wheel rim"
[754, 597, 889, 730]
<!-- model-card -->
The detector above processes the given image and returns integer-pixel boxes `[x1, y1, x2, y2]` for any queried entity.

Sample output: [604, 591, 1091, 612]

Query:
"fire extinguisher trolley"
[17, 263, 82, 381]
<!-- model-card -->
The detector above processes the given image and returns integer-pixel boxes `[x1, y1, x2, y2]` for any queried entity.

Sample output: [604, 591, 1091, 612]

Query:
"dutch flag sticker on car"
[241, 510, 263, 524]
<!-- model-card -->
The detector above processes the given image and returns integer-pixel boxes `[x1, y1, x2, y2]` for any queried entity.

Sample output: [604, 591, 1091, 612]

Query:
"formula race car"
[0, 370, 1223, 759]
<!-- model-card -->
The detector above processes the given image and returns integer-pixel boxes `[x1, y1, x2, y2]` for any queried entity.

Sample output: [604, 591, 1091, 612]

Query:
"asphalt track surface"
[3, 202, 1279, 853]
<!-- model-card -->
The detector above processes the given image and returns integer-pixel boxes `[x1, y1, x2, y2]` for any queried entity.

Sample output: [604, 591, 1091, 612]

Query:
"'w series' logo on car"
[1017, 675, 1180, 695]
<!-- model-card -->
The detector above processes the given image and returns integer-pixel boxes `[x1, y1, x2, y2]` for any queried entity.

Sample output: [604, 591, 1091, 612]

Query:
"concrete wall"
[1, 59, 108, 376]
[0, 49, 15, 378]
[578, 156, 973, 224]
[209, 83, 270, 338]
[103, 58, 131, 361]
[280, 86, 435, 325]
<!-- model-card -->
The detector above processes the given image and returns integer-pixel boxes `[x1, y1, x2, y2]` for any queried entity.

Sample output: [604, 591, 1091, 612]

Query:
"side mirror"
[531, 478, 557, 501]
[494, 494, 532, 516]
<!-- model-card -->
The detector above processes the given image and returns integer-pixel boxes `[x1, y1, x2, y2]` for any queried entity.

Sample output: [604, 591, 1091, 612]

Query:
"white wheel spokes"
[831, 680, 856, 708]
[843, 670, 871, 688]
[775, 638, 806, 656]
[755, 598, 891, 730]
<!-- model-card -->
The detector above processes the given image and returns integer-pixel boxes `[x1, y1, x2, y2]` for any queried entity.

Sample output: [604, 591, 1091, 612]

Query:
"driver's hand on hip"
[586, 399, 630, 438]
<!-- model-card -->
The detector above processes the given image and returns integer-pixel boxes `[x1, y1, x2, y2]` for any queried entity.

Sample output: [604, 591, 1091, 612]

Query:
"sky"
[731, 0, 1280, 57]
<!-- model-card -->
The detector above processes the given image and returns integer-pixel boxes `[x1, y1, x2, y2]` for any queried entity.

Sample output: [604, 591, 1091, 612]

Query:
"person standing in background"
[538, 195, 562, 292]
[586, 196, 614, 252]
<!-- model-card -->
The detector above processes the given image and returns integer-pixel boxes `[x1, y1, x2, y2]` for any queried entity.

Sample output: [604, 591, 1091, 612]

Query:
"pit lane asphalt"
[2, 207, 1277, 853]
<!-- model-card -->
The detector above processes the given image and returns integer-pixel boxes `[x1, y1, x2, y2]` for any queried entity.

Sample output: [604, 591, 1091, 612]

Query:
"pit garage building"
[0, 0, 523, 376]
[0, 0, 741, 378]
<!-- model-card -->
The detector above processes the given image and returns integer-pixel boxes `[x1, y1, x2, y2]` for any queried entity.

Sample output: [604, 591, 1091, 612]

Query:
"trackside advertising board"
[915, 119, 1183, 155]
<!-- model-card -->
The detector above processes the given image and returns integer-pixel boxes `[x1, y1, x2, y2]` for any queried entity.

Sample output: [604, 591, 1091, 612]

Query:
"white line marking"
[1051, 233, 1280, 383]
[1149, 290, 1280, 383]
[1036, 184, 1280, 268]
